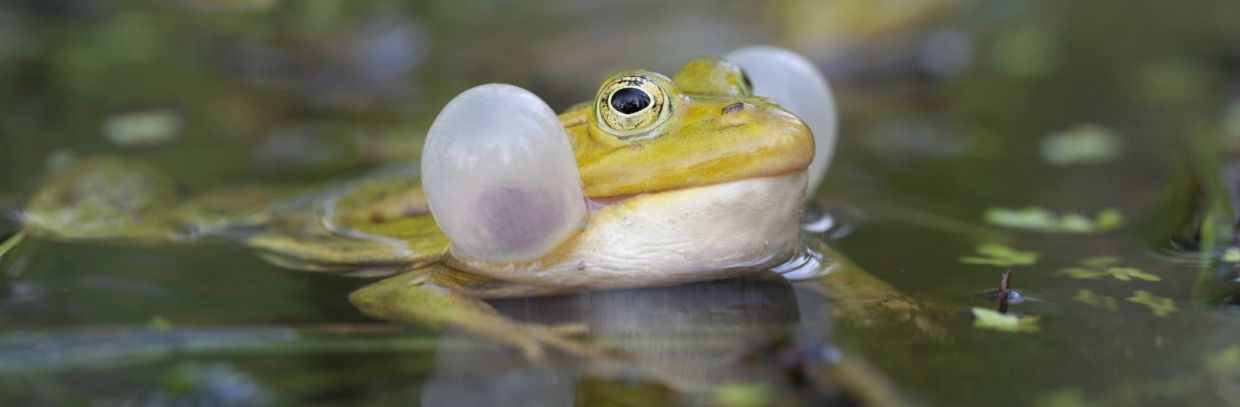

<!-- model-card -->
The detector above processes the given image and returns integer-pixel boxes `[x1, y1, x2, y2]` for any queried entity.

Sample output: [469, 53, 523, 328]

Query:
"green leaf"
[1127, 290, 1177, 317]
[971, 307, 1040, 333]
[983, 206, 1123, 233]
[1062, 267, 1108, 280]
[712, 383, 770, 407]
[147, 315, 173, 331]
[1094, 208, 1124, 230]
[1105, 267, 1160, 282]
[1061, 258, 1160, 282]
[1222, 247, 1240, 263]
[984, 207, 1056, 230]
[1040, 123, 1123, 166]
[960, 244, 1039, 266]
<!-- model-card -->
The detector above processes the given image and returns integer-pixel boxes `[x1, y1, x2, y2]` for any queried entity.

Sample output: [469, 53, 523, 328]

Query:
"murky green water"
[2, 1, 1239, 405]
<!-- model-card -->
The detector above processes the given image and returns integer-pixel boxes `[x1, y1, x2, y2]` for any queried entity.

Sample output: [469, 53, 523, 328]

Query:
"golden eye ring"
[595, 75, 671, 139]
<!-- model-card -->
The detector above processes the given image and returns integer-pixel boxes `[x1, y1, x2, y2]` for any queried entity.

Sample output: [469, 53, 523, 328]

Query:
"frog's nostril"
[721, 102, 744, 115]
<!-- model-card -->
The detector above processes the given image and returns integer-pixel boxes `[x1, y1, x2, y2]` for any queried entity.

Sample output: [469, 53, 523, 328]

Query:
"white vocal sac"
[421, 84, 586, 262]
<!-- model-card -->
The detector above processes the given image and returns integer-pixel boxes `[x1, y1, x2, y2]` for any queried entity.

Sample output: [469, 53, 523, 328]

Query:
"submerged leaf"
[971, 307, 1040, 333]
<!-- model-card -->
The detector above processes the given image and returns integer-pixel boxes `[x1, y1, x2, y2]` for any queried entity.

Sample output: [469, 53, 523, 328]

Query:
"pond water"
[2, 1, 1239, 406]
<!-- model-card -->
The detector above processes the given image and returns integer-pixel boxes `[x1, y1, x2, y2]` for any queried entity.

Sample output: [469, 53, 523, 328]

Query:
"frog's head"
[421, 47, 835, 262]
[562, 56, 814, 198]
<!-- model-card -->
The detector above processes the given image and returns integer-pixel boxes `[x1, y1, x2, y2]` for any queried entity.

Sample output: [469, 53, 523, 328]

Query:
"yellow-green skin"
[570, 58, 813, 198]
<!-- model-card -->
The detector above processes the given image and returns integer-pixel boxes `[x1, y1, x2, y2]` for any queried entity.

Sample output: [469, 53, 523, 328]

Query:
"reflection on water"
[425, 278, 837, 406]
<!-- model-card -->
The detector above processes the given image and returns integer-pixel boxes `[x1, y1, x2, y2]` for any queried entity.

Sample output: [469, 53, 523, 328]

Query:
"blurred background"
[2, 0, 1240, 406]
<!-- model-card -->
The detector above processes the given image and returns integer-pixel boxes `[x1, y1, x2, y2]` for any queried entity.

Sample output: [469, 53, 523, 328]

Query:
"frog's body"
[349, 50, 836, 358]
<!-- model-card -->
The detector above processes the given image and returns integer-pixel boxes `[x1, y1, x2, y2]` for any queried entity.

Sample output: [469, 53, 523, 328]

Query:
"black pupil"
[740, 69, 753, 90]
[611, 87, 651, 114]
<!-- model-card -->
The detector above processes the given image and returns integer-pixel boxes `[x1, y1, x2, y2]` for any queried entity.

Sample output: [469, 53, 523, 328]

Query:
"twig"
[997, 271, 1012, 314]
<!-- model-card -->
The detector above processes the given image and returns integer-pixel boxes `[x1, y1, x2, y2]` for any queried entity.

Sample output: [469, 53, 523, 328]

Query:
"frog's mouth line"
[582, 169, 806, 213]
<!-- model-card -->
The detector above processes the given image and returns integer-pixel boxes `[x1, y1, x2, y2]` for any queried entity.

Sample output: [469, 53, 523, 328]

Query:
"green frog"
[345, 47, 849, 358]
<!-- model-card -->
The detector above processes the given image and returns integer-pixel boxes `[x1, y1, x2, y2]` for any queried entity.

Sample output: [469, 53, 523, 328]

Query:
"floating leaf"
[1073, 289, 1117, 310]
[1056, 214, 1093, 233]
[1105, 267, 1160, 282]
[1094, 208, 1124, 230]
[147, 315, 173, 331]
[712, 383, 770, 407]
[971, 307, 1040, 333]
[984, 206, 1123, 234]
[1127, 290, 1177, 317]
[960, 244, 1039, 266]
[1061, 267, 1108, 280]
[102, 108, 181, 147]
[984, 207, 1055, 230]
[1040, 124, 1123, 166]
[1061, 258, 1160, 282]
[1222, 247, 1240, 263]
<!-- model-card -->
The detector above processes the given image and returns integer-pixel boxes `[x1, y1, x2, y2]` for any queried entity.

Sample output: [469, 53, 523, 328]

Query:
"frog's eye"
[595, 75, 671, 139]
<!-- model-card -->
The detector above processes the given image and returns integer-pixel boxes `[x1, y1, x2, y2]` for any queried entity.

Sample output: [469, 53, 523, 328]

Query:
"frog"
[341, 46, 872, 359]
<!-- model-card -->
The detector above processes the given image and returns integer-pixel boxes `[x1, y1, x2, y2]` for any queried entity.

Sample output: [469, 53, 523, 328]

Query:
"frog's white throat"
[452, 171, 808, 289]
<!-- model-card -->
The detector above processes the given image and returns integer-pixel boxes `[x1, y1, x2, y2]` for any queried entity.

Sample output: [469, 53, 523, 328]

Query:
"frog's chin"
[453, 170, 809, 289]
